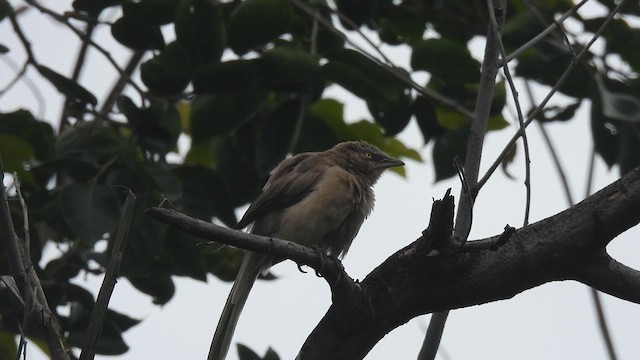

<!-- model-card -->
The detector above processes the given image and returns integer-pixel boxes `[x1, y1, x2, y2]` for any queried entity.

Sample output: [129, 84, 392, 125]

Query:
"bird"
[208, 140, 405, 360]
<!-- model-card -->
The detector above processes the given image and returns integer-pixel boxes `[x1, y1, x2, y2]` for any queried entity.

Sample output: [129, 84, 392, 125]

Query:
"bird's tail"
[208, 251, 268, 360]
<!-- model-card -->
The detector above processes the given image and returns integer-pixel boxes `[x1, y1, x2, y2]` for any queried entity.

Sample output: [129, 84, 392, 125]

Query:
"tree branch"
[577, 252, 640, 304]
[0, 159, 70, 360]
[298, 165, 640, 359]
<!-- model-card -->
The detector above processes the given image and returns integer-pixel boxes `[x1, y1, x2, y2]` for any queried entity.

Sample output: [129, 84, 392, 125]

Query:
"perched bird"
[208, 140, 404, 360]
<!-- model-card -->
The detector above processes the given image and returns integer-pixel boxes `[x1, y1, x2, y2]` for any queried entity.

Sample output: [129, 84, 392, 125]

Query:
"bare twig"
[99, 51, 146, 116]
[501, 0, 588, 65]
[477, 0, 628, 190]
[59, 21, 97, 131]
[0, 157, 70, 360]
[79, 190, 135, 360]
[24, 0, 146, 99]
[488, 0, 532, 226]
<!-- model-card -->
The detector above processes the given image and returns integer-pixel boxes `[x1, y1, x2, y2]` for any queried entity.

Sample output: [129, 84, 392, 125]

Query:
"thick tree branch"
[298, 165, 640, 359]
[577, 252, 640, 303]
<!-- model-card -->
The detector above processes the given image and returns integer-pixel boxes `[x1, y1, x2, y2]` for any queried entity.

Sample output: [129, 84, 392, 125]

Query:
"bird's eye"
[365, 152, 373, 159]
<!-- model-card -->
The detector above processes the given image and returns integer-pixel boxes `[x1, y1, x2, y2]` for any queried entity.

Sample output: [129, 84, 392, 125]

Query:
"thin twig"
[0, 157, 70, 360]
[59, 21, 97, 131]
[502, 0, 588, 64]
[477, 0, 628, 190]
[99, 51, 146, 116]
[0, 57, 46, 118]
[488, 0, 532, 226]
[24, 0, 146, 99]
[79, 190, 135, 360]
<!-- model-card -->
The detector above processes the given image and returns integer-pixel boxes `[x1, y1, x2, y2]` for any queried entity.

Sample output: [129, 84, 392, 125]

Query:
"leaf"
[596, 75, 640, 123]
[487, 114, 509, 131]
[263, 347, 281, 360]
[60, 183, 121, 246]
[111, 15, 165, 50]
[227, 0, 292, 55]
[193, 60, 259, 94]
[433, 128, 469, 182]
[237, 344, 262, 360]
[0, 135, 35, 184]
[0, 43, 9, 54]
[175, 0, 226, 66]
[413, 96, 446, 144]
[617, 124, 640, 175]
[140, 42, 191, 96]
[72, 0, 122, 15]
[128, 274, 175, 305]
[37, 65, 97, 107]
[122, 0, 177, 26]
[411, 38, 480, 83]
[256, 46, 321, 91]
[322, 62, 389, 104]
[367, 91, 412, 136]
[142, 163, 182, 201]
[255, 98, 300, 175]
[189, 91, 265, 142]
[0, 332, 17, 360]
[0, 109, 54, 161]
[590, 94, 619, 167]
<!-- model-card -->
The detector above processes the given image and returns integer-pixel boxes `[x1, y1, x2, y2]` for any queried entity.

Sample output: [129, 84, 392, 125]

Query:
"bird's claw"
[297, 263, 308, 273]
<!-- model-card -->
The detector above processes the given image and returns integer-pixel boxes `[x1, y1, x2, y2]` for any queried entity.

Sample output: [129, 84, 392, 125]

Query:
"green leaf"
[256, 46, 321, 91]
[120, 99, 182, 154]
[487, 114, 509, 131]
[0, 0, 12, 22]
[37, 65, 97, 107]
[60, 183, 121, 246]
[591, 94, 619, 167]
[436, 108, 468, 130]
[227, 0, 292, 55]
[367, 92, 412, 136]
[193, 60, 259, 94]
[123, 0, 177, 26]
[142, 163, 182, 201]
[140, 42, 191, 96]
[413, 96, 446, 144]
[0, 135, 35, 184]
[0, 332, 17, 360]
[256, 98, 300, 175]
[111, 15, 165, 50]
[72, 0, 122, 15]
[411, 38, 480, 83]
[322, 62, 389, 104]
[618, 124, 640, 175]
[0, 109, 54, 161]
[433, 128, 469, 182]
[263, 347, 281, 360]
[237, 344, 262, 360]
[190, 91, 265, 142]
[128, 274, 175, 305]
[175, 0, 225, 66]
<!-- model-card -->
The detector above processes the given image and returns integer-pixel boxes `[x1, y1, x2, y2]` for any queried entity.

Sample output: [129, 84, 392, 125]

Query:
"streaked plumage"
[208, 140, 404, 360]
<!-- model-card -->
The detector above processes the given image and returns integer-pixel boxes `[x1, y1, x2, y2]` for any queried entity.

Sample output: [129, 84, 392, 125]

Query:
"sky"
[1, 1, 639, 359]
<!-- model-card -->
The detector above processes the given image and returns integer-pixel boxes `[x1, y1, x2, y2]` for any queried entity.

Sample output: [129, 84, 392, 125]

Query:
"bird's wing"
[235, 153, 326, 230]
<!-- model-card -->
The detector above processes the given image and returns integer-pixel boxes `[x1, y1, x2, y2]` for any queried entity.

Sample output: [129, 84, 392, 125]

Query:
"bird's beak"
[376, 156, 405, 169]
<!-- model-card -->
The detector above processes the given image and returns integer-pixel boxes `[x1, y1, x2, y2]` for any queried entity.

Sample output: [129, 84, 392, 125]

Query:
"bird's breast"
[274, 166, 369, 247]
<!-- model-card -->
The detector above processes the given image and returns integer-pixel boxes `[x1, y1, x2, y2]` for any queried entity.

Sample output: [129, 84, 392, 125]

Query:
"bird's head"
[331, 141, 405, 184]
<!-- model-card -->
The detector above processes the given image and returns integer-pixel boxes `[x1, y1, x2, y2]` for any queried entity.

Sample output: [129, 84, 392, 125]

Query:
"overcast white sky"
[1, 1, 639, 359]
